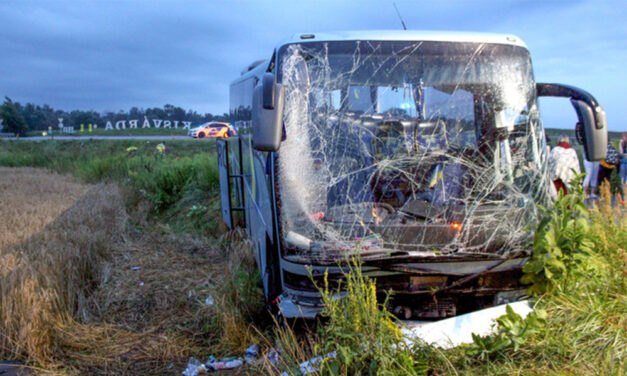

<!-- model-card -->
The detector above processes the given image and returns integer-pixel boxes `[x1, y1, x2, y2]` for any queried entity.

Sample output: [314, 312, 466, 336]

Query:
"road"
[2, 135, 193, 141]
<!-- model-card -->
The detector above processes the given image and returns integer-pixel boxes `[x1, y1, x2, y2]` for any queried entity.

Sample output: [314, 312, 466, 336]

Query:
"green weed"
[521, 173, 596, 295]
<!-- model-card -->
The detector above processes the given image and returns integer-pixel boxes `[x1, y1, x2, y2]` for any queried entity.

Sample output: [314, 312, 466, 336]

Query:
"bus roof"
[279, 30, 527, 49]
[233, 30, 528, 86]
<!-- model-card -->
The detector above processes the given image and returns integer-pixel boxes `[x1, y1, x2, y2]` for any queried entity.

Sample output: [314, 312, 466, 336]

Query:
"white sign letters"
[100, 117, 193, 130]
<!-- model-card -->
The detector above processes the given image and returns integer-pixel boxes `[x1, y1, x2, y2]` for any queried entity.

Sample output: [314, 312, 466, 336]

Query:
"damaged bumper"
[277, 256, 528, 319]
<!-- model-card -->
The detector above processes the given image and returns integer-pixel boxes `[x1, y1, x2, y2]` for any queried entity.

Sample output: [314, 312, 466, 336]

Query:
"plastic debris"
[126, 146, 138, 153]
[265, 348, 281, 366]
[155, 143, 166, 154]
[204, 295, 214, 306]
[280, 351, 336, 376]
[206, 357, 243, 371]
[182, 357, 206, 376]
[131, 266, 141, 271]
[181, 345, 259, 374]
[244, 344, 259, 363]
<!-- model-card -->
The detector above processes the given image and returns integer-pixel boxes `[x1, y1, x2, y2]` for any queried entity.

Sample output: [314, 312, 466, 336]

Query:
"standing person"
[544, 134, 559, 200]
[619, 132, 627, 186]
[155, 142, 166, 155]
[583, 157, 600, 198]
[597, 141, 619, 189]
[547, 135, 580, 195]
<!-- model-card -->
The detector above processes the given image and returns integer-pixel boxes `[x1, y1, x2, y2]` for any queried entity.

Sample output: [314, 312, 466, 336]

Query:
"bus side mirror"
[536, 83, 607, 161]
[262, 73, 276, 109]
[252, 73, 285, 151]
[571, 99, 607, 161]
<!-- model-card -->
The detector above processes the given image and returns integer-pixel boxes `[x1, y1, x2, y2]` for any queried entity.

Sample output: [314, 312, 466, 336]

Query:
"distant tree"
[129, 106, 143, 119]
[145, 107, 166, 119]
[170, 105, 186, 121]
[0, 97, 28, 135]
[13, 102, 65, 130]
[2, 100, 227, 131]
[69, 110, 101, 128]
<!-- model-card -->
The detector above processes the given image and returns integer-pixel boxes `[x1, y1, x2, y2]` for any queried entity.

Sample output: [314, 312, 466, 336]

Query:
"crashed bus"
[218, 31, 607, 319]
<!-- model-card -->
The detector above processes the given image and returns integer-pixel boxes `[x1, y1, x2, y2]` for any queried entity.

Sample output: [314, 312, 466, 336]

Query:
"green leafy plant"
[313, 258, 428, 376]
[464, 305, 547, 361]
[521, 173, 596, 295]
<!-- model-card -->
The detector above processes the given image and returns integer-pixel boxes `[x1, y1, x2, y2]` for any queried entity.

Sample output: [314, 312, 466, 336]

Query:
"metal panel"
[217, 138, 233, 229]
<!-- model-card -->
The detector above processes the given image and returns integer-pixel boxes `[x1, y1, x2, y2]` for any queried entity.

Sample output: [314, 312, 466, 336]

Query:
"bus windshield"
[275, 40, 549, 256]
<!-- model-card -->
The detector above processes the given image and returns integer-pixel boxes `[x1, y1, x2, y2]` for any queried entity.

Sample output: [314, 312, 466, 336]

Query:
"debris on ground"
[265, 348, 281, 367]
[182, 357, 206, 376]
[244, 344, 259, 363]
[206, 356, 243, 371]
[204, 294, 215, 306]
[280, 351, 337, 376]
[181, 345, 260, 375]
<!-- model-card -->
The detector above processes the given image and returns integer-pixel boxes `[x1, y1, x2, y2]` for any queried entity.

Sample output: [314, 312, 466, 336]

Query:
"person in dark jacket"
[597, 141, 619, 189]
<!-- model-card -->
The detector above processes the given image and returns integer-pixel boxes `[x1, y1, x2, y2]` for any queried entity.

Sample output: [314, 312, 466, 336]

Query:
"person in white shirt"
[547, 135, 580, 195]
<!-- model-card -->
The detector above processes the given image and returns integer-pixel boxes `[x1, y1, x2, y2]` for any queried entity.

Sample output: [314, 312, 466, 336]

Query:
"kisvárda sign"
[57, 117, 193, 131]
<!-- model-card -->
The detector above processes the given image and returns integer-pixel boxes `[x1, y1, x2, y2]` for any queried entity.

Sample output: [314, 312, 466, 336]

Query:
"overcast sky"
[0, 0, 624, 131]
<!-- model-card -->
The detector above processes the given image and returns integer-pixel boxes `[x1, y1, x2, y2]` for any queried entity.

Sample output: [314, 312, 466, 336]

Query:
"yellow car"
[188, 122, 236, 138]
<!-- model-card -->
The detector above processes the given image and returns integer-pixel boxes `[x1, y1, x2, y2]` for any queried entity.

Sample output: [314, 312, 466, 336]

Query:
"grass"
[0, 139, 222, 235]
[0, 166, 250, 375]
[445, 183, 625, 375]
[0, 169, 127, 363]
[263, 185, 625, 376]
[209, 230, 267, 354]
[24, 127, 189, 137]
[0, 139, 625, 375]
[0, 141, 247, 374]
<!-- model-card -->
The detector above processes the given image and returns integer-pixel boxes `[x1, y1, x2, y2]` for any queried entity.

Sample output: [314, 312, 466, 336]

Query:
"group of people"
[547, 132, 627, 199]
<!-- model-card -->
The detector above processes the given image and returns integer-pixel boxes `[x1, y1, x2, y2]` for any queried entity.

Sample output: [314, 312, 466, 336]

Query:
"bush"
[268, 183, 626, 375]
[521, 173, 597, 295]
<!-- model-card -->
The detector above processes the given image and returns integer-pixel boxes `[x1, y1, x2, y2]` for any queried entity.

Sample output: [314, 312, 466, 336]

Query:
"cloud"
[0, 0, 623, 130]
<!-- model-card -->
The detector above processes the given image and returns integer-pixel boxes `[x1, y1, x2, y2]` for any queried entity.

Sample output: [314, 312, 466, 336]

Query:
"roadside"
[4, 135, 192, 141]
[0, 140, 624, 375]
[23, 127, 189, 138]
[0, 166, 252, 375]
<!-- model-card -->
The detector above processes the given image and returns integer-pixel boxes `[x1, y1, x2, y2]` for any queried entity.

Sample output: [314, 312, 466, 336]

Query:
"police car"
[187, 122, 236, 138]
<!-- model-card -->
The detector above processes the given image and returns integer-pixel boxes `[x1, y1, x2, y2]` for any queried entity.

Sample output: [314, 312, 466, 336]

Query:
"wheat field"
[0, 167, 222, 375]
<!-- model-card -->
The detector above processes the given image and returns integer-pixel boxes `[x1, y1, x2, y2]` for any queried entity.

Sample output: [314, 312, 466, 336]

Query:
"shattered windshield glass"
[276, 40, 549, 259]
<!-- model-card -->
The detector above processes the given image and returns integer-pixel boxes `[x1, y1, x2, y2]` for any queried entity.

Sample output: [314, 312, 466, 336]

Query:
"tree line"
[0, 96, 228, 135]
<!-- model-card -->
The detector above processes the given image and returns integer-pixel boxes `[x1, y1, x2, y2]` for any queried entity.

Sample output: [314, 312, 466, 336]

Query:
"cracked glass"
[275, 40, 549, 261]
